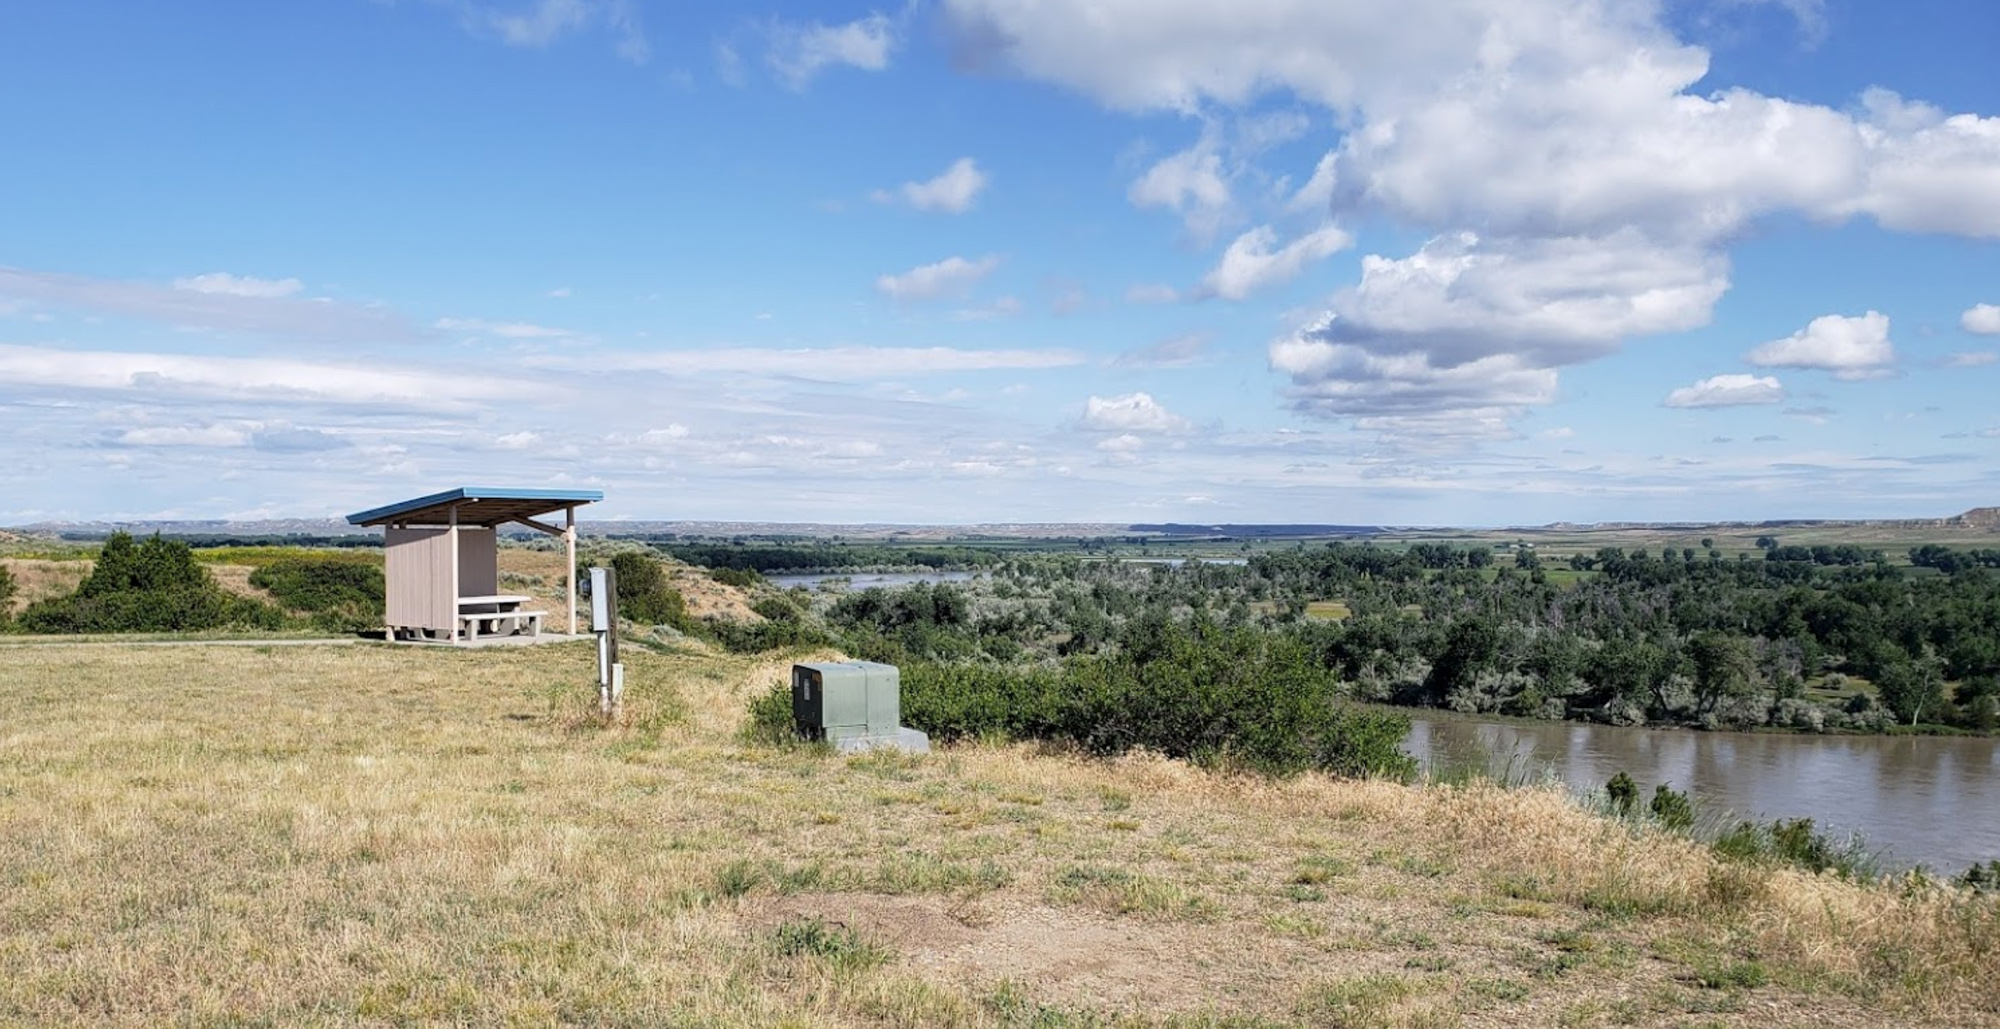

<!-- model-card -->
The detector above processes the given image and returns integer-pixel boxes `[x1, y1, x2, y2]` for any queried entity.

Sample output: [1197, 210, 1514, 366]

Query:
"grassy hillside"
[0, 641, 1994, 1027]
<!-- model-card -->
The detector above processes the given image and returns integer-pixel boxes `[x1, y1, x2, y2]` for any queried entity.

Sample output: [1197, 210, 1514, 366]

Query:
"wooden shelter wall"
[384, 527, 453, 631]
[457, 527, 498, 596]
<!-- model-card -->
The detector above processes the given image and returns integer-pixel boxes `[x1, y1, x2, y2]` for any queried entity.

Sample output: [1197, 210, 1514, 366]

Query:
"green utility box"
[791, 661, 929, 754]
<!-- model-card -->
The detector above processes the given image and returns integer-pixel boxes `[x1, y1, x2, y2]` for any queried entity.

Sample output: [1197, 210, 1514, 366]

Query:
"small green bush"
[609, 552, 690, 629]
[1606, 771, 1639, 817]
[710, 566, 764, 589]
[703, 616, 831, 654]
[742, 680, 800, 744]
[249, 555, 384, 632]
[1649, 783, 1695, 831]
[750, 595, 802, 622]
[1713, 817, 1880, 880]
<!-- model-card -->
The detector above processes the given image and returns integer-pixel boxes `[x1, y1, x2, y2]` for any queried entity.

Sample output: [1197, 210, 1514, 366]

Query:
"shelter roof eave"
[345, 486, 604, 528]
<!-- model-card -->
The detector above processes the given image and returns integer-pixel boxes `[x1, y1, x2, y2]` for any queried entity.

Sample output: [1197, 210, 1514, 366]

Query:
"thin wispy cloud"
[0, 343, 541, 409]
[0, 266, 418, 344]
[536, 345, 1083, 379]
[1113, 332, 1211, 368]
[173, 273, 303, 298]
[767, 13, 895, 88]
[467, 0, 649, 63]
[876, 255, 1001, 302]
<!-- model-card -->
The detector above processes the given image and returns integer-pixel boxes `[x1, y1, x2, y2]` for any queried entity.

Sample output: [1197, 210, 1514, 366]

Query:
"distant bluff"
[1951, 507, 2000, 528]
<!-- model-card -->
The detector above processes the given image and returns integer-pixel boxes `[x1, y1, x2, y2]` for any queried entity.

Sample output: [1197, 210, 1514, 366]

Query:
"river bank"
[2, 640, 1995, 1026]
[1396, 707, 2000, 874]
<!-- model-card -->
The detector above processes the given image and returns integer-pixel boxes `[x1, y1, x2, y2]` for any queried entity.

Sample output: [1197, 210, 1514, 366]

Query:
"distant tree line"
[781, 542, 2000, 735]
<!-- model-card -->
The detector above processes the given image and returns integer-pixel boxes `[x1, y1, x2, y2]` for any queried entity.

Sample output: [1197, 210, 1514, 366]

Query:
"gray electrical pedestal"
[790, 661, 929, 755]
[587, 566, 623, 717]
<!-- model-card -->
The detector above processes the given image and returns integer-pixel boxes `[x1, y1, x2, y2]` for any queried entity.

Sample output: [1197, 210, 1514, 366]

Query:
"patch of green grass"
[772, 917, 891, 973]
[1297, 974, 1417, 1029]
[1049, 864, 1218, 920]
[1291, 853, 1355, 884]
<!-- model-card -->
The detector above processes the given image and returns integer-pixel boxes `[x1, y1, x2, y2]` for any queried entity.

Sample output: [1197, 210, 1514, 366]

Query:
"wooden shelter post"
[565, 505, 577, 635]
[448, 504, 461, 643]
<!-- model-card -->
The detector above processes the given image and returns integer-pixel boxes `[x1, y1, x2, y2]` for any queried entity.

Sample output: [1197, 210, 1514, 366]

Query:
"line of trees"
[782, 542, 2000, 734]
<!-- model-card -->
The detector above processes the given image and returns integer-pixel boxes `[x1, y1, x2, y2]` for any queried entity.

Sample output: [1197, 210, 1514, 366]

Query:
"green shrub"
[609, 551, 690, 629]
[703, 615, 830, 654]
[17, 532, 282, 633]
[899, 620, 1416, 779]
[1606, 771, 1639, 817]
[1713, 817, 1880, 880]
[750, 595, 802, 622]
[710, 566, 764, 588]
[743, 681, 799, 744]
[249, 555, 384, 632]
[1649, 783, 1694, 831]
[0, 563, 14, 621]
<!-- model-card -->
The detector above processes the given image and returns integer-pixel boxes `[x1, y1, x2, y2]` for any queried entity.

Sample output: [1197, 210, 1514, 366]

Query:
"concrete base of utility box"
[829, 727, 932, 756]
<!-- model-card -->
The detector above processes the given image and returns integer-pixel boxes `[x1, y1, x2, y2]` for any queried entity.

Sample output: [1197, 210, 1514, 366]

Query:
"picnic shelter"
[347, 486, 603, 642]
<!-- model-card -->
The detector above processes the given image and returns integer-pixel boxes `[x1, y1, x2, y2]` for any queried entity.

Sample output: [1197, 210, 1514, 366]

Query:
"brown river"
[1401, 714, 2000, 873]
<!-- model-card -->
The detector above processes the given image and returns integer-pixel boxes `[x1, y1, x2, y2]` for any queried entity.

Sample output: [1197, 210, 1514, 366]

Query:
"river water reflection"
[1401, 714, 2000, 872]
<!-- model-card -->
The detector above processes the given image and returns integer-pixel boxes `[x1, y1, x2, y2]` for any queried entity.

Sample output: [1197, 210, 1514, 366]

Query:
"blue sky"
[3, 0, 1997, 526]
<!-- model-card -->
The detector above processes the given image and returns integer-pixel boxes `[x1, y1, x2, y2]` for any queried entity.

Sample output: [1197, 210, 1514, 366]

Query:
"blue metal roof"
[346, 486, 605, 527]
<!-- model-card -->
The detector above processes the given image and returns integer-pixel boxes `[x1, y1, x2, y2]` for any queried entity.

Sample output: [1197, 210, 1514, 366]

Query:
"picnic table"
[457, 594, 544, 638]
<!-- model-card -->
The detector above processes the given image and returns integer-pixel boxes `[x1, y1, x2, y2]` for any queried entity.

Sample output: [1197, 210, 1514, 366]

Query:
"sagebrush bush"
[249, 555, 384, 632]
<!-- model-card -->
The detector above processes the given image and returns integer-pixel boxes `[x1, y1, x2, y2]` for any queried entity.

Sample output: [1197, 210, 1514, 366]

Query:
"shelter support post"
[565, 506, 577, 636]
[448, 504, 460, 643]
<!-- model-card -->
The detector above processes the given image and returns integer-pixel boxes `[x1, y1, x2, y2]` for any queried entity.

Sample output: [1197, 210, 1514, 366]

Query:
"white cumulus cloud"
[942, 0, 2000, 441]
[1744, 311, 1895, 379]
[1266, 231, 1723, 430]
[1128, 136, 1233, 239]
[1664, 374, 1785, 409]
[1963, 304, 2000, 335]
[876, 255, 1001, 302]
[1200, 223, 1352, 300]
[877, 157, 988, 213]
[1082, 392, 1193, 433]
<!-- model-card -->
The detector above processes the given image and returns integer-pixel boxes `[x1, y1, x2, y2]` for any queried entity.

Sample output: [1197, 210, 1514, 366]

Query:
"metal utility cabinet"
[791, 661, 930, 754]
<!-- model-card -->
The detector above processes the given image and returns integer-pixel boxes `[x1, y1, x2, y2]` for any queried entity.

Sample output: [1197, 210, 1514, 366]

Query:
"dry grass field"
[1, 640, 1996, 1028]
[1, 559, 90, 615]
